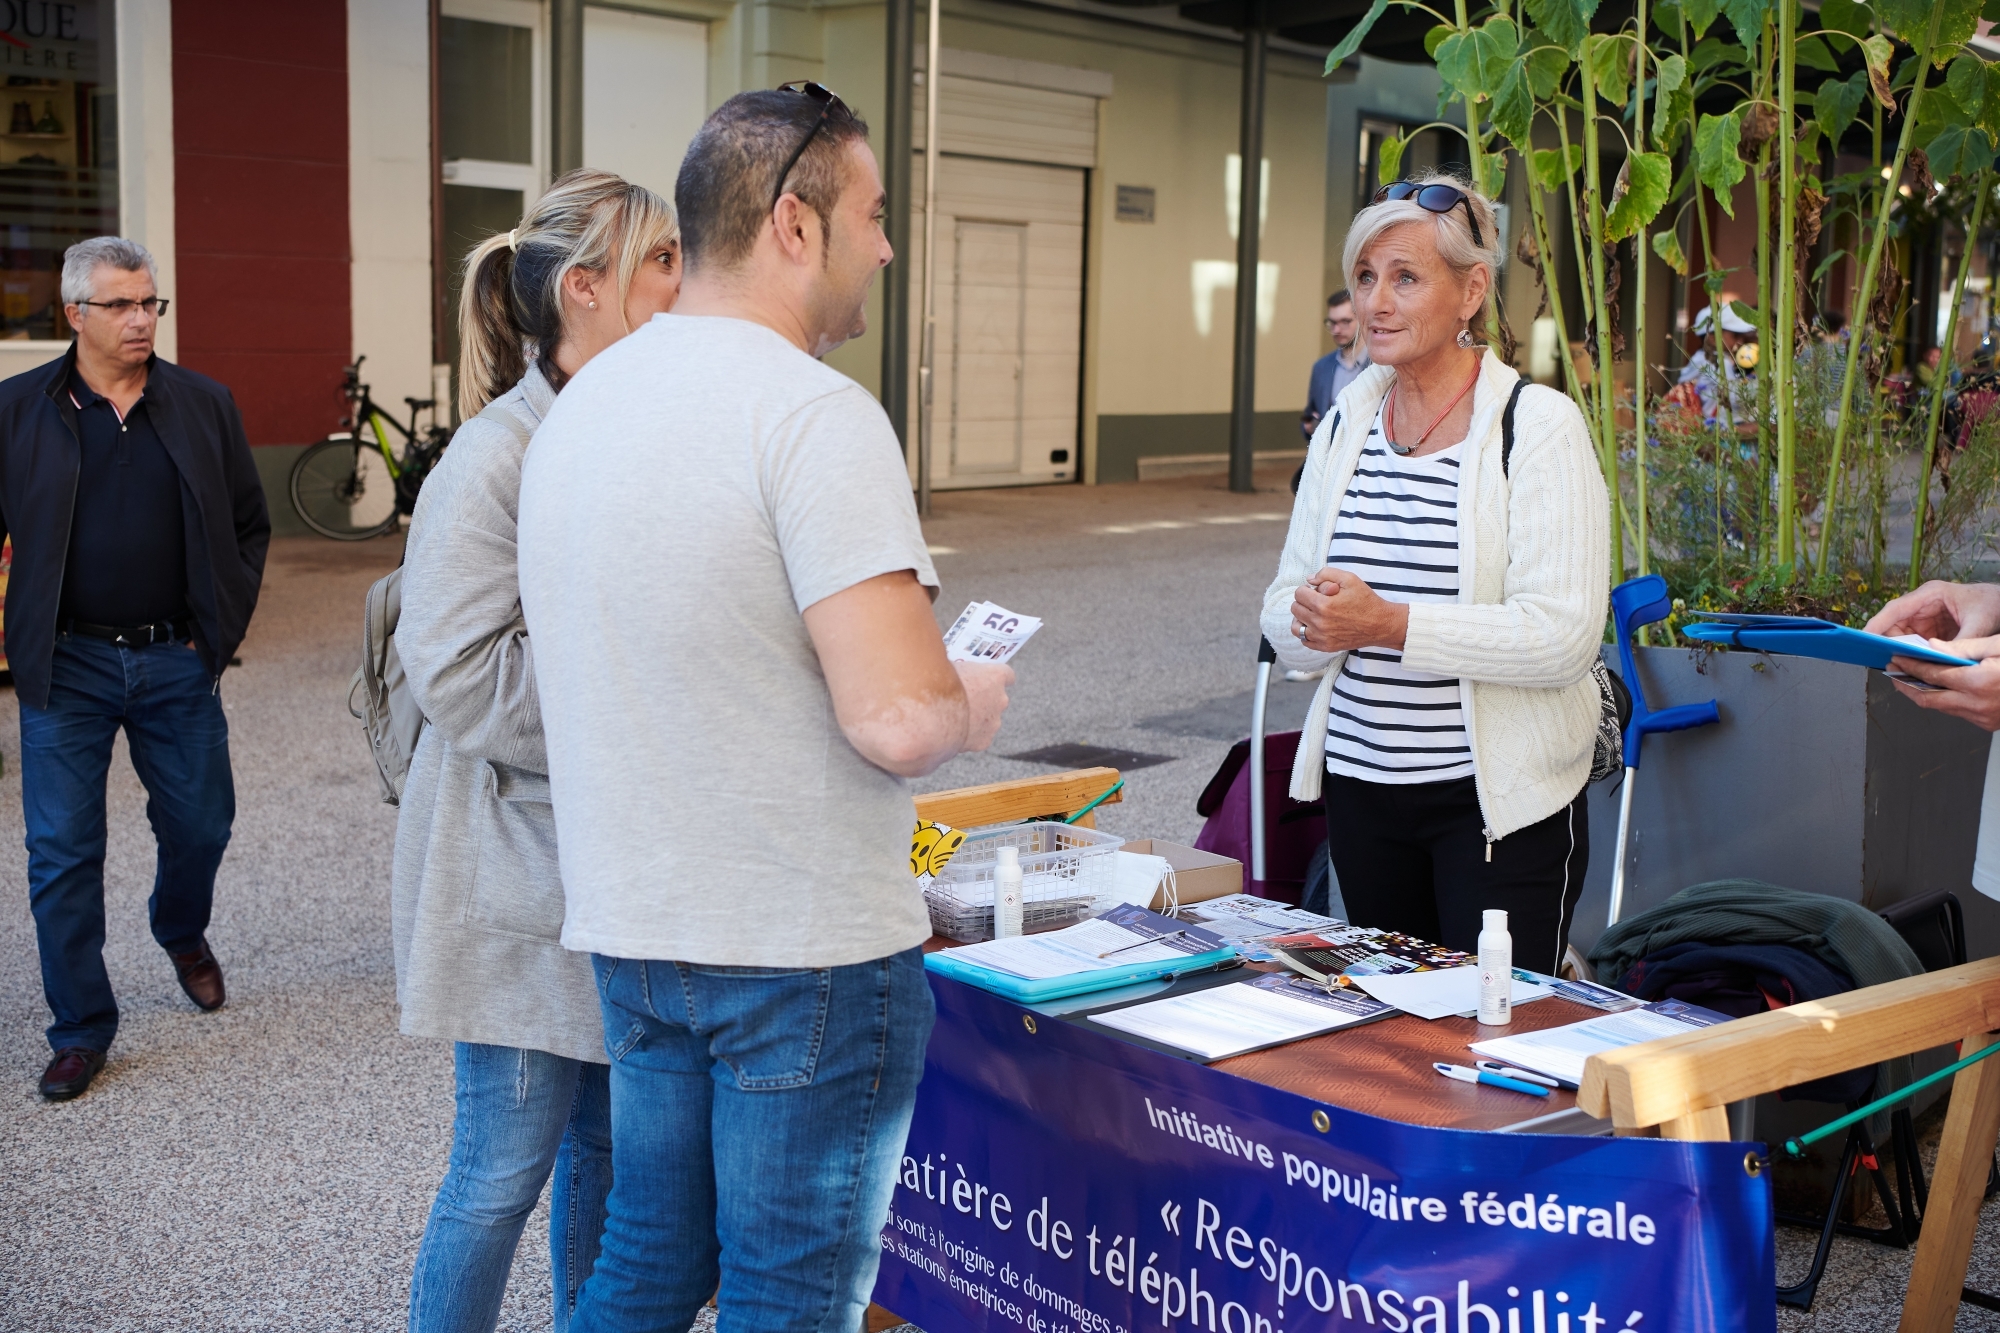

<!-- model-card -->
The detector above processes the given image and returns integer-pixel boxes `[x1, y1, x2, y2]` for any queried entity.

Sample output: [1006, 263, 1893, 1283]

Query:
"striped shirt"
[1323, 399, 1472, 784]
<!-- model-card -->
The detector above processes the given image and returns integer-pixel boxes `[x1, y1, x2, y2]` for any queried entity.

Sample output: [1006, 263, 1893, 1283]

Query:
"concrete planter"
[1569, 644, 1999, 961]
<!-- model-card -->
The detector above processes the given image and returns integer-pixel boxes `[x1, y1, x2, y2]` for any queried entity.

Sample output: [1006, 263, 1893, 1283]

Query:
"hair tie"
[505, 229, 518, 251]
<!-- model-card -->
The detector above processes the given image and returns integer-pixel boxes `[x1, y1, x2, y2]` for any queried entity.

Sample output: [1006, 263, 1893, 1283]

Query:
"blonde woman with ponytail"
[390, 168, 679, 1333]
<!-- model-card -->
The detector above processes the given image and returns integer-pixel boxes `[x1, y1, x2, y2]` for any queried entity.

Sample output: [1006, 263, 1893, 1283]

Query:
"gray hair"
[1342, 173, 1502, 343]
[61, 237, 158, 305]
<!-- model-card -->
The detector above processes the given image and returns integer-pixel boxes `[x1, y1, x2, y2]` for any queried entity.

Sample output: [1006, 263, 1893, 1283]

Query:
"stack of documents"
[1346, 966, 1553, 1021]
[1469, 999, 1731, 1086]
[1174, 894, 1345, 959]
[1088, 973, 1395, 1060]
[924, 903, 1235, 1003]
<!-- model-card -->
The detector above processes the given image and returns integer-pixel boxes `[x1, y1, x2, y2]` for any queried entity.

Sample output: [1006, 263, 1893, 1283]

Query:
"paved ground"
[0, 469, 1994, 1330]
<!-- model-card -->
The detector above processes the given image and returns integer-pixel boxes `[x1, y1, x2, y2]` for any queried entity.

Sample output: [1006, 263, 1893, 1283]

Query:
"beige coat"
[1260, 351, 1609, 843]
[390, 368, 605, 1064]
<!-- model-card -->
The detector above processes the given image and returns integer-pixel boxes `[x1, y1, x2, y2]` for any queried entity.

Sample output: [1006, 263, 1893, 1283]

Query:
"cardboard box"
[1118, 839, 1244, 912]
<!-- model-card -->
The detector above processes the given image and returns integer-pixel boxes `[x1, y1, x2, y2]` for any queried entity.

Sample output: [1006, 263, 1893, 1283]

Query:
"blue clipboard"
[924, 945, 1240, 1004]
[1679, 613, 1976, 670]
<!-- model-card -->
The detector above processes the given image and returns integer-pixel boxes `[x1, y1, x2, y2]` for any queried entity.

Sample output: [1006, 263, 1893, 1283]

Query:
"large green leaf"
[1936, 0, 1986, 62]
[1435, 30, 1474, 97]
[1653, 229, 1689, 273]
[1948, 53, 1989, 116]
[1470, 18, 1523, 100]
[1379, 133, 1407, 185]
[1492, 63, 1536, 145]
[1722, 0, 1770, 47]
[1986, 0, 2000, 18]
[1654, 54, 1694, 150]
[1983, 78, 2000, 139]
[1425, 23, 1454, 57]
[1925, 122, 1995, 177]
[1532, 144, 1586, 190]
[1586, 32, 1634, 108]
[1605, 151, 1672, 239]
[1683, 0, 1724, 36]
[1695, 111, 1747, 214]
[1525, 42, 1571, 98]
[1526, 0, 1594, 53]
[1818, 0, 1874, 38]
[1795, 34, 1842, 70]
[1325, 0, 1391, 74]
[1815, 71, 1869, 145]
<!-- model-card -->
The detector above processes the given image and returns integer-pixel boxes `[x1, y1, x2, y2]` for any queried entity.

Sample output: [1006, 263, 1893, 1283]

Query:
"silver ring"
[1295, 621, 1307, 640]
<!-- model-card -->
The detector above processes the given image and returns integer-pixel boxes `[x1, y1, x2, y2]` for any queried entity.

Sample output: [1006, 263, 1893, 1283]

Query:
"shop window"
[0, 1, 117, 343]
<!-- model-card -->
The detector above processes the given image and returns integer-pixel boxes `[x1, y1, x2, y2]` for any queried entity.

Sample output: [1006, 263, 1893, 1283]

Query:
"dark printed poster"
[875, 977, 1775, 1333]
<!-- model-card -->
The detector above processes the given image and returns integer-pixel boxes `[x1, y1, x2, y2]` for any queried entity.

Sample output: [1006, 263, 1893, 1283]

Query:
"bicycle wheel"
[290, 434, 400, 540]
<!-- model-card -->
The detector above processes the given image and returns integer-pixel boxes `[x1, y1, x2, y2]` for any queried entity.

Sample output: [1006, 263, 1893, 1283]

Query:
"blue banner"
[875, 976, 1775, 1333]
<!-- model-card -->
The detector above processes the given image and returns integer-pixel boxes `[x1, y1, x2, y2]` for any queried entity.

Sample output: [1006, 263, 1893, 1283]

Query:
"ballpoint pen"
[1099, 930, 1193, 959]
[1474, 1060, 1570, 1090]
[1433, 1062, 1550, 1097]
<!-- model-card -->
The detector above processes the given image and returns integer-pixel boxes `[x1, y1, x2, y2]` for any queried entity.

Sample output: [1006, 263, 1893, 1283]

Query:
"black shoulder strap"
[1500, 378, 1529, 478]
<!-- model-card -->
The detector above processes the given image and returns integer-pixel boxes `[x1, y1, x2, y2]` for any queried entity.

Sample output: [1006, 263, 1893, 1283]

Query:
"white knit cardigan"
[1259, 350, 1610, 843]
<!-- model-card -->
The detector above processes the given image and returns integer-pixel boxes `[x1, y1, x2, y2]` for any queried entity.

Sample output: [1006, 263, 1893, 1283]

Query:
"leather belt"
[64, 618, 193, 647]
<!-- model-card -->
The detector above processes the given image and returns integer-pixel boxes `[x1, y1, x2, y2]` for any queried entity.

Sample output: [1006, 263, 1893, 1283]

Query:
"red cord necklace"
[1384, 356, 1481, 456]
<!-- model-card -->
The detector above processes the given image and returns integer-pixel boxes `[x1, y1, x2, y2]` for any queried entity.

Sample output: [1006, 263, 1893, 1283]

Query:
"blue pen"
[1433, 1061, 1550, 1098]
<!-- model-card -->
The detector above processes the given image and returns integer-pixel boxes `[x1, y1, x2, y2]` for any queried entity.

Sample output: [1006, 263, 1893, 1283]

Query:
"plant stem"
[1775, 0, 1796, 570]
[1558, 108, 1598, 424]
[1908, 171, 1992, 588]
[1580, 49, 1624, 579]
[1454, 0, 1487, 198]
[1814, 4, 1947, 577]
[1634, 0, 1651, 578]
[1527, 170, 1587, 404]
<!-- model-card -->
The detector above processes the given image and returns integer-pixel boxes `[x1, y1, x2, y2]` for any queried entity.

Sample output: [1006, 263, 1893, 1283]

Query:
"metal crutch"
[1605, 574, 1722, 928]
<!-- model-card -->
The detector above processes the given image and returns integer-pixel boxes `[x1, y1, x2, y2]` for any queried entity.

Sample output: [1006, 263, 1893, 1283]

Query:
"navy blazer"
[0, 343, 270, 707]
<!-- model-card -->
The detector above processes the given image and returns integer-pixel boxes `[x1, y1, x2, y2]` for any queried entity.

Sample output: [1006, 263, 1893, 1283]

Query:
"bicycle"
[289, 356, 452, 540]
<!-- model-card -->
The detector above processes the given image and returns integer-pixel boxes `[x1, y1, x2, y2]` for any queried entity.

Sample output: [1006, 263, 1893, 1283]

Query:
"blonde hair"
[456, 168, 679, 419]
[1342, 172, 1502, 344]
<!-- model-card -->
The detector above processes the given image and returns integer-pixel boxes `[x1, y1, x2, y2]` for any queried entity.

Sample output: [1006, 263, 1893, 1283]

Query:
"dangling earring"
[1456, 327, 1476, 349]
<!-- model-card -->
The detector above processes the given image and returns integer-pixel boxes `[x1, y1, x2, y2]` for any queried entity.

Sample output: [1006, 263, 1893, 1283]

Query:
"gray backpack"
[347, 398, 527, 805]
[350, 567, 423, 805]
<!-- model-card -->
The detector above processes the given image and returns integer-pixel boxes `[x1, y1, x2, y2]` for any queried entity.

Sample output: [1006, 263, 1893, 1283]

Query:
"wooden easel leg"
[1659, 1105, 1730, 1141]
[1898, 1030, 2000, 1333]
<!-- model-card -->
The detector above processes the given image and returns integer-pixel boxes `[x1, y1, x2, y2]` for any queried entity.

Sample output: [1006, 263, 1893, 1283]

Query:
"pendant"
[1386, 438, 1415, 456]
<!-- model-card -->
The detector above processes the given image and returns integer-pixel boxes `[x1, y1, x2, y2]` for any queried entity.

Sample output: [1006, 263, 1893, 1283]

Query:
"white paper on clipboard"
[944, 601, 1043, 664]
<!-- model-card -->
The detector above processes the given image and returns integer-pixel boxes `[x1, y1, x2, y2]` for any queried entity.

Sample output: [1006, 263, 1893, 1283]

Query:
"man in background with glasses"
[0, 236, 268, 1102]
[519, 88, 1011, 1330]
[1301, 288, 1368, 443]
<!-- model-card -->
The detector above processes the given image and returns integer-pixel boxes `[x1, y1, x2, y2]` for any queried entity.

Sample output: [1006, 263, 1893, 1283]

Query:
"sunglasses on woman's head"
[771, 81, 851, 211]
[1372, 181, 1484, 248]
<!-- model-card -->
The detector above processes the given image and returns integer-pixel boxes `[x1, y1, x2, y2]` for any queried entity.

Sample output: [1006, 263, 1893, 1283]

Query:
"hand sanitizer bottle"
[993, 845, 1024, 939]
[1477, 909, 1512, 1026]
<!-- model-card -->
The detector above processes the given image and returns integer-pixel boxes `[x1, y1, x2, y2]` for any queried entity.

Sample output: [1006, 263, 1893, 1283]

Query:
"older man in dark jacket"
[0, 237, 268, 1100]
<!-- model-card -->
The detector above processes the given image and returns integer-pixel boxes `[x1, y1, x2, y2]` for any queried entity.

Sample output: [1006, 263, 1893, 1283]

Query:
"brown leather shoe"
[169, 939, 226, 1011]
[40, 1047, 106, 1100]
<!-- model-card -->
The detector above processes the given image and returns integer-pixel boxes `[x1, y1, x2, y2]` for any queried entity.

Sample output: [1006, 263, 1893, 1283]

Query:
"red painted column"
[172, 2, 349, 446]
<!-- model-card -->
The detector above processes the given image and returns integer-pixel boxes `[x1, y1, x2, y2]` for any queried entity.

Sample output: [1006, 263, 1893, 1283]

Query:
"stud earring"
[588, 300, 597, 309]
[1456, 327, 1476, 349]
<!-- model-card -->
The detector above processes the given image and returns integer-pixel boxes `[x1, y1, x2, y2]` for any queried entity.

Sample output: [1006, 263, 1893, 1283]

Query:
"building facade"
[5, 1, 1469, 524]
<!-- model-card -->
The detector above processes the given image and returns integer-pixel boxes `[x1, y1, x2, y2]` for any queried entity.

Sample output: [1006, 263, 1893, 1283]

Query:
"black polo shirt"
[57, 365, 189, 628]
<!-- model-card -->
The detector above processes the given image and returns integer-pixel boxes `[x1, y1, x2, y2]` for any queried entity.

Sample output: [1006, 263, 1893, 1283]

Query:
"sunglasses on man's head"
[771, 81, 851, 211]
[1372, 180, 1483, 248]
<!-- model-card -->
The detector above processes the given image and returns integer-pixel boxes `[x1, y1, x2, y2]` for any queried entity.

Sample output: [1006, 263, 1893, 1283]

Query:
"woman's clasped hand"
[1291, 567, 1409, 654]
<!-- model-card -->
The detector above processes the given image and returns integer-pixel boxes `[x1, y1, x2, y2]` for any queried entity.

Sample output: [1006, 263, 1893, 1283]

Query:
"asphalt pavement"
[0, 469, 1994, 1330]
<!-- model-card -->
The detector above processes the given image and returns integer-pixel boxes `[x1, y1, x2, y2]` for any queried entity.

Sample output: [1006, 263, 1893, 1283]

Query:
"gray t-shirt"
[517, 314, 939, 967]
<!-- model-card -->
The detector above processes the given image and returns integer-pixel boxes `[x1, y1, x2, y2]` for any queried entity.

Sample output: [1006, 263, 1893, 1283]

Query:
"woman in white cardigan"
[1261, 175, 1608, 970]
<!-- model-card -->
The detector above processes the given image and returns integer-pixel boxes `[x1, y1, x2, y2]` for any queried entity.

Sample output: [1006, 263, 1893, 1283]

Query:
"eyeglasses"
[1372, 181, 1483, 249]
[74, 297, 170, 318]
[771, 81, 849, 212]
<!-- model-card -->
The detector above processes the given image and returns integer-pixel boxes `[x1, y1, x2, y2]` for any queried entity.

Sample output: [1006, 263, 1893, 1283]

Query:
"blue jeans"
[571, 948, 935, 1333]
[409, 1043, 613, 1333]
[20, 634, 234, 1053]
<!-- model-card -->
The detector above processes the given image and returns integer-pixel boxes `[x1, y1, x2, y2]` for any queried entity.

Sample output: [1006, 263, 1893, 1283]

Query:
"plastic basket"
[924, 820, 1124, 943]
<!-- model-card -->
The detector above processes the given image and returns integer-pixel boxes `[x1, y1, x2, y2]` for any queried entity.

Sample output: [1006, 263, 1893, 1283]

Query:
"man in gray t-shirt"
[518, 89, 1011, 1331]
